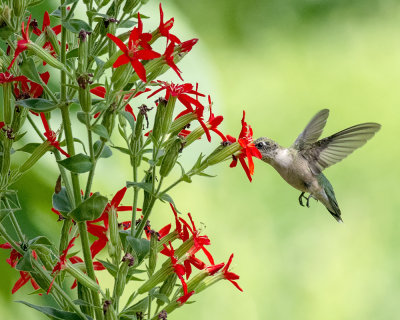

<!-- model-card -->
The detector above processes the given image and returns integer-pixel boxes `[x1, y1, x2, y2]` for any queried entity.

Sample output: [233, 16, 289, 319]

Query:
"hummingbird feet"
[298, 192, 312, 208]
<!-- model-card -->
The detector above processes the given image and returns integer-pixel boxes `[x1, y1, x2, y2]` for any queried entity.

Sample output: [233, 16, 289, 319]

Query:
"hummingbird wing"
[301, 123, 381, 175]
[291, 109, 330, 150]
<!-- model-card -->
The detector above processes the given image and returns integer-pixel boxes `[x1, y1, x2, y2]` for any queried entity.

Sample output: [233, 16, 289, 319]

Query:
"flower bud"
[111, 63, 133, 91]
[123, 0, 140, 14]
[12, 0, 26, 17]
[33, 245, 57, 271]
[101, 105, 116, 142]
[161, 96, 177, 136]
[65, 262, 101, 293]
[157, 273, 177, 308]
[152, 98, 167, 143]
[137, 263, 173, 294]
[78, 282, 94, 318]
[115, 253, 135, 298]
[148, 231, 158, 276]
[78, 83, 92, 113]
[204, 141, 241, 166]
[108, 206, 122, 261]
[159, 136, 184, 178]
[45, 26, 61, 57]
[169, 113, 196, 136]
[18, 141, 52, 173]
[0, 6, 13, 41]
[2, 82, 12, 124]
[11, 105, 27, 134]
[26, 42, 65, 71]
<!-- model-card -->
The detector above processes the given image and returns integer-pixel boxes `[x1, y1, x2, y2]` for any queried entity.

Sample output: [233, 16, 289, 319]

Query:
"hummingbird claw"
[298, 192, 306, 207]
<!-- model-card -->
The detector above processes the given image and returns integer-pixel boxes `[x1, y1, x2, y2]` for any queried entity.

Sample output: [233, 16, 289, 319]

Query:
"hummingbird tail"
[317, 174, 343, 223]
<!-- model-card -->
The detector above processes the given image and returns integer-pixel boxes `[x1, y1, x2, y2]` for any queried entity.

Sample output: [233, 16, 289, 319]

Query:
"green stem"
[8, 211, 24, 242]
[77, 222, 104, 320]
[159, 178, 183, 198]
[130, 164, 139, 236]
[27, 114, 45, 140]
[0, 225, 87, 319]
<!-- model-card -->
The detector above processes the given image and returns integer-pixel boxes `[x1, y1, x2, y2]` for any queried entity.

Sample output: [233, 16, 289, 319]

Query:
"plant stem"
[130, 160, 139, 236]
[0, 224, 87, 319]
[27, 114, 45, 140]
[77, 222, 104, 320]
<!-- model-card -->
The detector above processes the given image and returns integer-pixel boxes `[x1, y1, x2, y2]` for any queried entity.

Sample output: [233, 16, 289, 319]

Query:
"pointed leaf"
[16, 98, 58, 112]
[52, 187, 73, 214]
[69, 192, 108, 222]
[19, 58, 43, 84]
[16, 143, 41, 154]
[126, 237, 150, 264]
[63, 19, 92, 34]
[17, 301, 93, 320]
[91, 124, 109, 140]
[57, 153, 93, 173]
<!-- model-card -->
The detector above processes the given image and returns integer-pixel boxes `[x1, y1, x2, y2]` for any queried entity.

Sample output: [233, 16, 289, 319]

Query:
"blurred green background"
[1, 0, 399, 319]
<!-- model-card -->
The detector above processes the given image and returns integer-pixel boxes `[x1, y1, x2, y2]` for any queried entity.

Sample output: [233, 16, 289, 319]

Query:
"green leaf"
[122, 297, 149, 316]
[91, 124, 109, 140]
[126, 182, 153, 194]
[0, 191, 21, 223]
[57, 153, 93, 173]
[158, 193, 180, 213]
[77, 111, 86, 125]
[197, 171, 216, 178]
[119, 111, 135, 133]
[52, 187, 73, 214]
[16, 143, 41, 154]
[94, 141, 112, 158]
[15, 251, 35, 272]
[28, 236, 53, 247]
[66, 48, 79, 59]
[19, 58, 43, 84]
[126, 236, 150, 264]
[119, 20, 137, 29]
[17, 301, 93, 320]
[16, 98, 58, 112]
[63, 19, 92, 34]
[60, 0, 79, 7]
[110, 145, 131, 155]
[150, 292, 170, 304]
[69, 192, 108, 222]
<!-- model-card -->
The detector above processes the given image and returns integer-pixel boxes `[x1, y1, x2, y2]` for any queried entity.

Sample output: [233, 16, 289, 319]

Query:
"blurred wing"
[292, 109, 330, 150]
[301, 123, 381, 175]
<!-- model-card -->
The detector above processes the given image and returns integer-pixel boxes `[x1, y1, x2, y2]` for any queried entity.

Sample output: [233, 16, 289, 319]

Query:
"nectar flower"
[222, 254, 243, 292]
[14, 72, 50, 100]
[48, 236, 77, 294]
[158, 3, 180, 44]
[40, 113, 70, 157]
[107, 13, 161, 82]
[8, 15, 32, 70]
[32, 11, 61, 37]
[226, 111, 262, 182]
[0, 72, 27, 84]
[163, 42, 183, 81]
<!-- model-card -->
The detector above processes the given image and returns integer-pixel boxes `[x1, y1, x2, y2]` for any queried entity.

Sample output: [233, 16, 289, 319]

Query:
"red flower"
[0, 243, 23, 268]
[183, 254, 206, 280]
[87, 187, 141, 257]
[177, 290, 195, 305]
[40, 113, 70, 157]
[12, 271, 40, 294]
[0, 122, 5, 130]
[222, 254, 243, 292]
[8, 15, 32, 70]
[106, 13, 161, 82]
[158, 4, 180, 44]
[163, 42, 183, 81]
[31, 11, 62, 64]
[206, 95, 226, 141]
[161, 241, 193, 304]
[0, 72, 27, 84]
[180, 39, 198, 53]
[179, 213, 215, 265]
[48, 236, 77, 294]
[169, 203, 189, 241]
[32, 11, 61, 37]
[226, 111, 262, 182]
[14, 71, 50, 100]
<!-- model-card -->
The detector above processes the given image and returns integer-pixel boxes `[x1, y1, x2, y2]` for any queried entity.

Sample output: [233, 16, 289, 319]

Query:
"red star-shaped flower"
[226, 111, 262, 182]
[8, 15, 32, 70]
[40, 113, 70, 157]
[158, 3, 180, 44]
[222, 254, 243, 292]
[107, 13, 161, 82]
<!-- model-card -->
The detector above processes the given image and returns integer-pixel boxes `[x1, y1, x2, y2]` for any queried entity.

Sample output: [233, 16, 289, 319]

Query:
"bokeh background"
[1, 0, 400, 319]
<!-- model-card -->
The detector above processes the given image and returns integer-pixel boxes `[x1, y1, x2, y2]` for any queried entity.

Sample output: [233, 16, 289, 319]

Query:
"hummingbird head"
[254, 137, 280, 163]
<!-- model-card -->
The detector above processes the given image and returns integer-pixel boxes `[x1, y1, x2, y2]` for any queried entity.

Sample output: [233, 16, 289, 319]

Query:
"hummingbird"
[254, 109, 381, 222]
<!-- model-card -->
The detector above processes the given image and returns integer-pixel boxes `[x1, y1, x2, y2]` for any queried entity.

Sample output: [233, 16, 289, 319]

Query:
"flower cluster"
[0, 1, 263, 319]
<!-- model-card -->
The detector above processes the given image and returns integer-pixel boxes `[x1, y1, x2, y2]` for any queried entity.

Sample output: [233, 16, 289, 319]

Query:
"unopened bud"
[111, 62, 133, 91]
[148, 231, 158, 276]
[204, 141, 241, 166]
[45, 26, 61, 57]
[19, 141, 52, 173]
[26, 42, 65, 71]
[115, 253, 134, 298]
[12, 0, 26, 17]
[158, 310, 168, 320]
[78, 282, 94, 318]
[108, 206, 121, 261]
[152, 98, 167, 142]
[159, 136, 184, 178]
[65, 262, 101, 293]
[157, 273, 177, 307]
[101, 105, 116, 142]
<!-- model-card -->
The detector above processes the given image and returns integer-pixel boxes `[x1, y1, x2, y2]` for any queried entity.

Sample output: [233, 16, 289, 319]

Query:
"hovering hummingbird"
[254, 109, 381, 222]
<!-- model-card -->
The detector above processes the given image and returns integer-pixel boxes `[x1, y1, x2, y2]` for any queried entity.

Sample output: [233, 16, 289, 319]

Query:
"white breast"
[274, 148, 292, 168]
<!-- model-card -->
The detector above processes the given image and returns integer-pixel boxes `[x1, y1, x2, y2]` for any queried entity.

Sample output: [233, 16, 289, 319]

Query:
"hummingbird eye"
[256, 142, 265, 149]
